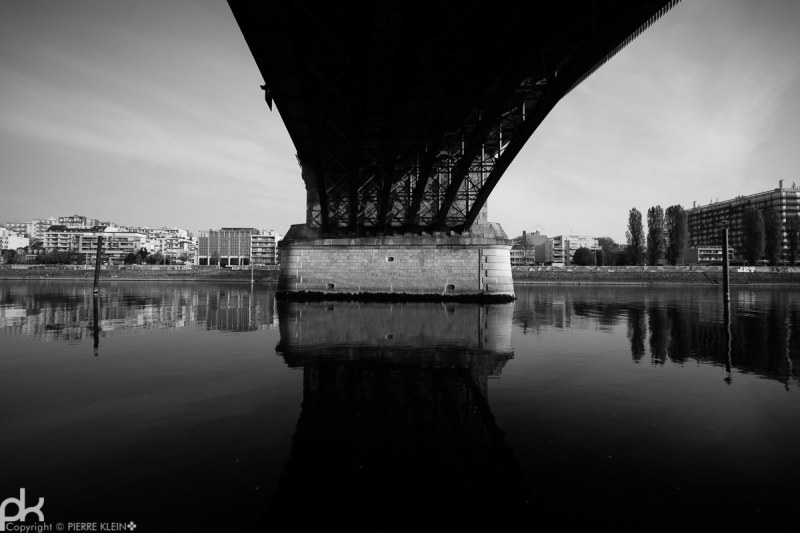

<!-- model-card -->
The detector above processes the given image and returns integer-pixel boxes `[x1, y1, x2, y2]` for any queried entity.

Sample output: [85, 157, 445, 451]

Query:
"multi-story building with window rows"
[43, 225, 147, 264]
[686, 180, 800, 264]
[251, 230, 281, 266]
[552, 234, 601, 265]
[197, 228, 264, 267]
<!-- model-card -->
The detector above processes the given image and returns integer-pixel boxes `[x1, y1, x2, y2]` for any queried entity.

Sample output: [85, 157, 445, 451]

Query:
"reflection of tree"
[666, 306, 691, 362]
[648, 306, 668, 365]
[512, 286, 800, 385]
[627, 305, 646, 363]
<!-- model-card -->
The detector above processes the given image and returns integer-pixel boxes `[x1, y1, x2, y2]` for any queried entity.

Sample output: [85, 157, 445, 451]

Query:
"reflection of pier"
[269, 301, 531, 531]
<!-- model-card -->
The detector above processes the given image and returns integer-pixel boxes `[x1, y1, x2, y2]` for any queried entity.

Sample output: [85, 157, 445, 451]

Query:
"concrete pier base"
[277, 224, 514, 301]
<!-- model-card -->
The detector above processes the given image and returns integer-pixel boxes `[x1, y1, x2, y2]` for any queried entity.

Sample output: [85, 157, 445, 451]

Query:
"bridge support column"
[277, 225, 514, 301]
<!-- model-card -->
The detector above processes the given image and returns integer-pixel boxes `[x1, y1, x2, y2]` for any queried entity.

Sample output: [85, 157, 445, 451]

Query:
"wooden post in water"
[93, 293, 100, 355]
[93, 235, 103, 293]
[721, 227, 730, 303]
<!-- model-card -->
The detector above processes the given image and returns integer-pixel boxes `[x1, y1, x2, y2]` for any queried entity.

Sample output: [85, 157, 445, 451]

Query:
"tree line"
[0, 247, 183, 265]
[624, 205, 690, 266]
[609, 204, 799, 266]
[570, 203, 800, 266]
[569, 204, 689, 266]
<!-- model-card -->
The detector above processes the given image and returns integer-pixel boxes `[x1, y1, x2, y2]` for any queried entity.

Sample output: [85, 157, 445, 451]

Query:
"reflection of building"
[687, 180, 800, 264]
[270, 301, 531, 530]
[0, 282, 276, 341]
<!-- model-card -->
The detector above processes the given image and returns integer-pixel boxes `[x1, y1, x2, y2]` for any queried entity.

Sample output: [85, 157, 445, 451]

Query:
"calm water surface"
[1, 281, 799, 531]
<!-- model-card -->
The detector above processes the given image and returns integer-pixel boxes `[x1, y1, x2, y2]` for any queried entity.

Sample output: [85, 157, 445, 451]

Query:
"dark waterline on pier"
[1, 281, 798, 531]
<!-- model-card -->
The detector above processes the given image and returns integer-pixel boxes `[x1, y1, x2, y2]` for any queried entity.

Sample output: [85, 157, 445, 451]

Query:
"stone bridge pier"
[277, 225, 513, 301]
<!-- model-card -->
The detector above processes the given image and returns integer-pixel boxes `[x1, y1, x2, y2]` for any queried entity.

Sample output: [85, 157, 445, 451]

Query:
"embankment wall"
[512, 265, 800, 285]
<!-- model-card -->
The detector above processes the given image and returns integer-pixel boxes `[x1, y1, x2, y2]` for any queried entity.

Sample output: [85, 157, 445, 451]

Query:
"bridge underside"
[228, 0, 676, 299]
[230, 0, 676, 236]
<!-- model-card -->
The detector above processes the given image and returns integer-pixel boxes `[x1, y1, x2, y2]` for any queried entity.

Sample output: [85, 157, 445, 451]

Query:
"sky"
[1, 0, 799, 242]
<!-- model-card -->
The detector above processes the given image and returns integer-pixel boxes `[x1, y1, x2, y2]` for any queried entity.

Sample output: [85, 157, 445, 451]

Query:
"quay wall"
[0, 264, 280, 282]
[512, 265, 800, 285]
[2, 264, 799, 286]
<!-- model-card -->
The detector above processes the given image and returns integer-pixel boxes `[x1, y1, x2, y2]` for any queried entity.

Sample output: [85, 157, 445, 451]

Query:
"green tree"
[615, 246, 636, 266]
[146, 251, 165, 265]
[627, 208, 645, 266]
[123, 253, 138, 265]
[763, 210, 783, 265]
[1, 250, 17, 264]
[787, 215, 800, 265]
[647, 205, 665, 265]
[36, 250, 81, 264]
[664, 205, 688, 265]
[742, 206, 765, 265]
[135, 248, 149, 264]
[597, 237, 620, 266]
[572, 247, 594, 266]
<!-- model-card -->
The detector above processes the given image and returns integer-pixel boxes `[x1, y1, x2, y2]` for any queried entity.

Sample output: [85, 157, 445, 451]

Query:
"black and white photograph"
[2, 1, 800, 531]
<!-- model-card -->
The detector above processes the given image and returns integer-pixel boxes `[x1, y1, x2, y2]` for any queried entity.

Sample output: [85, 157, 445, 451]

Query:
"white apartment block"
[552, 235, 601, 265]
[251, 230, 282, 266]
[29, 218, 59, 243]
[0, 227, 29, 250]
[122, 226, 194, 262]
[44, 225, 147, 264]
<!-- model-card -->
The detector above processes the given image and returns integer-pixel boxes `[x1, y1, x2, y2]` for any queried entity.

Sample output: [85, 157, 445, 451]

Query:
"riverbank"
[2, 264, 800, 285]
[512, 265, 800, 285]
[0, 265, 280, 282]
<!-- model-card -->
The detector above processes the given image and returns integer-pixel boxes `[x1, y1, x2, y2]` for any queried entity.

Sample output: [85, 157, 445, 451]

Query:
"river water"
[1, 281, 798, 531]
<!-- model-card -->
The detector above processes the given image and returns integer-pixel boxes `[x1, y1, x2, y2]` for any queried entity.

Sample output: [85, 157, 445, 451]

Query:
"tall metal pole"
[93, 235, 103, 293]
[721, 227, 730, 303]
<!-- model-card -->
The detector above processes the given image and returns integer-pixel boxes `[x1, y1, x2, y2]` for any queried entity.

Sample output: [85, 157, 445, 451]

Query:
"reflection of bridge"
[269, 301, 528, 529]
[229, 1, 677, 299]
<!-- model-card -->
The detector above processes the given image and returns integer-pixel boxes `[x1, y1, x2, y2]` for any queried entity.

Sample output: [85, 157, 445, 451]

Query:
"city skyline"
[2, 0, 799, 242]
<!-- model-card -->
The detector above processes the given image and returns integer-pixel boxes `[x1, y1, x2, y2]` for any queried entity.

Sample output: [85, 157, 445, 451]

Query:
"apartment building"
[251, 230, 282, 266]
[196, 228, 261, 266]
[686, 180, 800, 264]
[125, 226, 195, 263]
[0, 227, 29, 251]
[552, 235, 601, 265]
[1, 221, 28, 236]
[44, 225, 147, 264]
[511, 231, 553, 266]
[683, 246, 735, 265]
